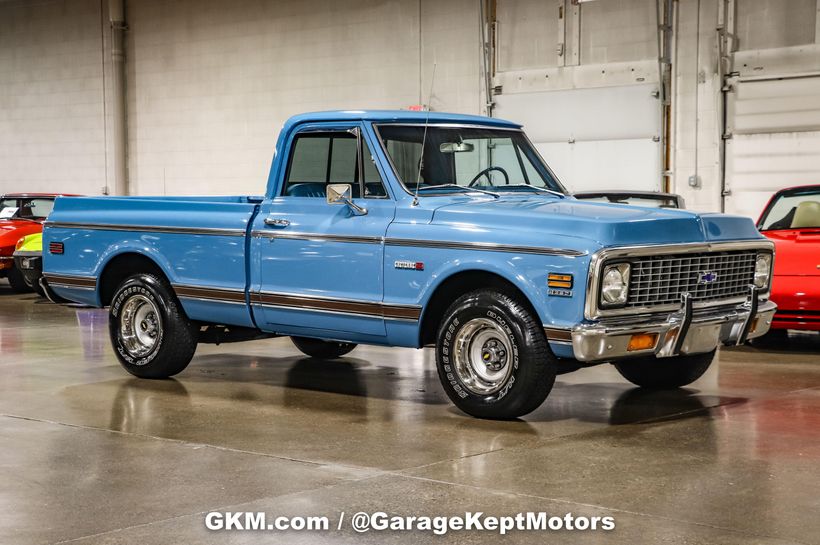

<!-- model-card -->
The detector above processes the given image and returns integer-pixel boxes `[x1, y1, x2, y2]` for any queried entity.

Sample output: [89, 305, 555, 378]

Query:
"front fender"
[384, 243, 591, 347]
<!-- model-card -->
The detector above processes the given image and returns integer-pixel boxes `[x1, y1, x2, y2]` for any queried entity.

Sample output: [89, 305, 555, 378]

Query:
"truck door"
[251, 123, 395, 339]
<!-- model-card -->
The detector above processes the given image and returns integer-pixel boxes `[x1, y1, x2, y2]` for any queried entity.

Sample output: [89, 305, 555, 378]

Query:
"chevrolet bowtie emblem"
[698, 271, 718, 284]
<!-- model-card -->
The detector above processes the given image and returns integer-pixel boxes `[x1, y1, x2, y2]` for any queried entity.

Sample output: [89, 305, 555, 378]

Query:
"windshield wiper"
[417, 184, 500, 199]
[494, 184, 566, 198]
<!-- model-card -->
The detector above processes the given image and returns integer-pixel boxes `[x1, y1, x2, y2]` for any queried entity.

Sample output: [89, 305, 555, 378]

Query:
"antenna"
[412, 61, 436, 206]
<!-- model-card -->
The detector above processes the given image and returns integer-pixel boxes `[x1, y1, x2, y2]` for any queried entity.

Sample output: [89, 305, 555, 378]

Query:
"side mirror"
[326, 183, 367, 216]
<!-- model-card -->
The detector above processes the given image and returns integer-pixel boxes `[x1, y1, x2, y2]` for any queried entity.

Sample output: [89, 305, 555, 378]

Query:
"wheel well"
[418, 270, 540, 347]
[98, 253, 167, 306]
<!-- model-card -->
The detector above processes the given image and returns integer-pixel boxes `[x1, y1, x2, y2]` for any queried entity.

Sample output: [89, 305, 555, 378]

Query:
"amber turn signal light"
[547, 273, 573, 289]
[627, 333, 659, 352]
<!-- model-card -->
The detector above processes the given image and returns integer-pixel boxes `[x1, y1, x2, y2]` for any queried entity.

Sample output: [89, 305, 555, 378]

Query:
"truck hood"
[764, 229, 820, 276]
[430, 196, 763, 247]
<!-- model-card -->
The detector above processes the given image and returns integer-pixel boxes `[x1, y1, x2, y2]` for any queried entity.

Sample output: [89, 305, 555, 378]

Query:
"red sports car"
[756, 185, 820, 336]
[0, 193, 70, 292]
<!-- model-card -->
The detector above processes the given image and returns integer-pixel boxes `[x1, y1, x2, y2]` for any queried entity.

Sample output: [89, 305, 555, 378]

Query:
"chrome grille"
[626, 250, 758, 308]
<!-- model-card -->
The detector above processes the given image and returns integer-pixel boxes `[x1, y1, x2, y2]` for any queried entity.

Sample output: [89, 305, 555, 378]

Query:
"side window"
[285, 133, 358, 197]
[287, 137, 329, 184]
[284, 131, 387, 198]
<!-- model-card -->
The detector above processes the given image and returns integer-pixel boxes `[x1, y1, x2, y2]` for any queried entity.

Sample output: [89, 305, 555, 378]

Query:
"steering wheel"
[469, 166, 509, 187]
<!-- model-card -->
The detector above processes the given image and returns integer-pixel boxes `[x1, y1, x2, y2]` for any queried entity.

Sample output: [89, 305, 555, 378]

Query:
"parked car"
[756, 185, 820, 338]
[0, 193, 66, 293]
[574, 190, 685, 209]
[13, 233, 44, 296]
[42, 111, 775, 419]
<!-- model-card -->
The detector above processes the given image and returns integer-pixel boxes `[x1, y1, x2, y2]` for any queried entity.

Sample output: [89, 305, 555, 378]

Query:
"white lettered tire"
[436, 290, 556, 419]
[109, 273, 198, 379]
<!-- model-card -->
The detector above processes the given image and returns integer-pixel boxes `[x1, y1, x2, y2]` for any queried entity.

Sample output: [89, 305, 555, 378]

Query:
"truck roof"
[283, 110, 522, 130]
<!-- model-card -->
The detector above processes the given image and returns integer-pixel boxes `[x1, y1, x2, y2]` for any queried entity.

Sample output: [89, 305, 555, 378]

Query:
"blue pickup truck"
[41, 110, 776, 419]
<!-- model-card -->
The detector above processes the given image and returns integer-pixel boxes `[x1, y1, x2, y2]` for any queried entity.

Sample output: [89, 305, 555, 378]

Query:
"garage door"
[494, 83, 661, 193]
[724, 75, 820, 220]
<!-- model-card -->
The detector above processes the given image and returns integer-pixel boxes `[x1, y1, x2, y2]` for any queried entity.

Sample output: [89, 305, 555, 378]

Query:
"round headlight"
[754, 254, 771, 289]
[601, 263, 630, 305]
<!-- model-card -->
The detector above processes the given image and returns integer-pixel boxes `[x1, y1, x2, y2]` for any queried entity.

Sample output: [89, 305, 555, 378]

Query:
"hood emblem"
[698, 271, 718, 284]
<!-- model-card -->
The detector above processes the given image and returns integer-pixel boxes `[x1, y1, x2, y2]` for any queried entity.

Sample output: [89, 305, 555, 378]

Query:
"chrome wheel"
[119, 294, 161, 361]
[453, 317, 514, 395]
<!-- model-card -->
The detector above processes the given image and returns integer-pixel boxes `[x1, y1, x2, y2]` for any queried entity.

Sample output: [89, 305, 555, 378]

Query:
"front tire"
[290, 337, 357, 359]
[7, 267, 32, 293]
[436, 289, 556, 419]
[109, 273, 198, 379]
[614, 350, 716, 389]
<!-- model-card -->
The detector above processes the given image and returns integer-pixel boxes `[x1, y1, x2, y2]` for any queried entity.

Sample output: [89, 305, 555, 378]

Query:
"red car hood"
[0, 219, 43, 251]
[764, 229, 820, 276]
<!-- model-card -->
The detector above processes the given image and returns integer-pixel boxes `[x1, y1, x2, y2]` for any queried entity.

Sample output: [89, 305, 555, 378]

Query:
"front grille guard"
[654, 285, 759, 357]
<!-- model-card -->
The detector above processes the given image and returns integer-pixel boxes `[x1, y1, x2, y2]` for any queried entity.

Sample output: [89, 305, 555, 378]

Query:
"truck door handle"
[264, 217, 290, 228]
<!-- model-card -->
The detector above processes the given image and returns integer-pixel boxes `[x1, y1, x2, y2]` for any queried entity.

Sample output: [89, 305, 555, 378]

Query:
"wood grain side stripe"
[174, 285, 247, 303]
[250, 292, 421, 321]
[42, 273, 97, 288]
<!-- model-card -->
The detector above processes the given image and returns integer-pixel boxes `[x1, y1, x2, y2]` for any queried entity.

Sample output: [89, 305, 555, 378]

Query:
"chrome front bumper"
[571, 289, 777, 363]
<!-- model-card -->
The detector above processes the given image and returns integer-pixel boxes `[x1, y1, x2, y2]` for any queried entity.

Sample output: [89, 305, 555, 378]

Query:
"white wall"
[0, 0, 108, 196]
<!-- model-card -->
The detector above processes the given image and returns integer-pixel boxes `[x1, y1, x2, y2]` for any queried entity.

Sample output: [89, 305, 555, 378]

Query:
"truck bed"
[43, 195, 261, 327]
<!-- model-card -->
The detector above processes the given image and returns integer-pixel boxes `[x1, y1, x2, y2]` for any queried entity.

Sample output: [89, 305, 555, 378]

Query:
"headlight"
[600, 263, 631, 306]
[754, 253, 771, 289]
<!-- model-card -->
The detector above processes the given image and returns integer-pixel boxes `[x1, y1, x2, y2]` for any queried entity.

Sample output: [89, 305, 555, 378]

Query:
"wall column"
[108, 0, 128, 196]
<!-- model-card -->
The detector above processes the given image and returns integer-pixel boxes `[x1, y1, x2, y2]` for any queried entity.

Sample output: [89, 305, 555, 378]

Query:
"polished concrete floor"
[1, 281, 819, 545]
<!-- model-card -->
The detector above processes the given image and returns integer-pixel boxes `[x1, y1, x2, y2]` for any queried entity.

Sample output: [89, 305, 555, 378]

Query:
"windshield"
[758, 188, 820, 230]
[375, 125, 566, 195]
[0, 197, 54, 220]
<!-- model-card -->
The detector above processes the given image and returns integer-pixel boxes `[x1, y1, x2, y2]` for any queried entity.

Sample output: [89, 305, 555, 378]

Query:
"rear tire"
[291, 337, 357, 359]
[614, 350, 716, 389]
[7, 267, 32, 293]
[435, 289, 556, 419]
[109, 273, 198, 379]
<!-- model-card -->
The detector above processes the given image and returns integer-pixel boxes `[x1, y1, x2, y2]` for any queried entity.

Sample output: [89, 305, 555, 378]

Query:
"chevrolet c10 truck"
[41, 110, 776, 419]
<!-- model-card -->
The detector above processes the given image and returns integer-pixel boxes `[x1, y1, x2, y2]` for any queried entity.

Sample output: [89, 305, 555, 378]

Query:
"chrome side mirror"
[326, 184, 367, 216]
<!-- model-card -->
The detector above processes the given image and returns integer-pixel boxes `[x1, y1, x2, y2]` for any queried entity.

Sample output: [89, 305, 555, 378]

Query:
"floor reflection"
[191, 352, 449, 406]
[531, 381, 745, 425]
[75, 308, 109, 361]
[109, 379, 191, 434]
